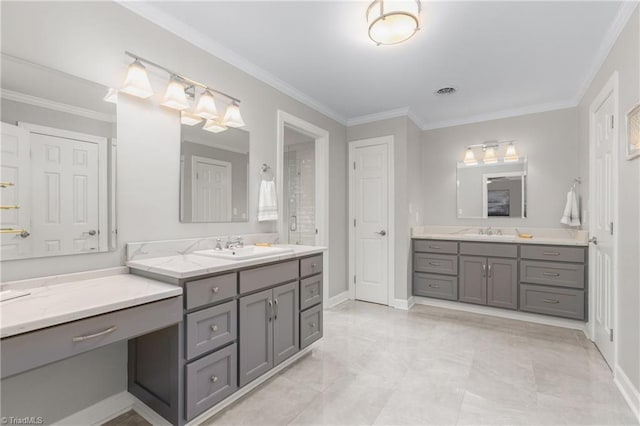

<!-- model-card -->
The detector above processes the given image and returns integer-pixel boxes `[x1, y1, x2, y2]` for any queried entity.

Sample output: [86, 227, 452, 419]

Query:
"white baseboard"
[614, 365, 640, 422]
[326, 291, 349, 309]
[412, 296, 587, 331]
[53, 391, 135, 426]
[392, 296, 415, 310]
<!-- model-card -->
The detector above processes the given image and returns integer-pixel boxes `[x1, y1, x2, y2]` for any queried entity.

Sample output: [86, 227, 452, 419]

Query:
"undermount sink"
[193, 245, 294, 260]
[462, 233, 517, 240]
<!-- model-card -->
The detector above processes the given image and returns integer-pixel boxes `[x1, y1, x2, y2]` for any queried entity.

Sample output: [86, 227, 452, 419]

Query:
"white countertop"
[0, 270, 182, 339]
[411, 226, 589, 246]
[127, 244, 327, 279]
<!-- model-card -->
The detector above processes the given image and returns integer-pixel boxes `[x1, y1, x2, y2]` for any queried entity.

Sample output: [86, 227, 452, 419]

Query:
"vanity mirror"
[457, 158, 527, 219]
[179, 125, 249, 222]
[1, 53, 117, 260]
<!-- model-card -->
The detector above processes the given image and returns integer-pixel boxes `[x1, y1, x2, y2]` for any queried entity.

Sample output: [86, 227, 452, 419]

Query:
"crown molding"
[116, 1, 348, 126]
[1, 89, 116, 123]
[420, 100, 577, 131]
[574, 1, 639, 104]
[347, 107, 412, 127]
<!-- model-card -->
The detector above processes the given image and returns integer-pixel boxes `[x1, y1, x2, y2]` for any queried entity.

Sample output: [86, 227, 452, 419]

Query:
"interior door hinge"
[611, 115, 615, 129]
[353, 275, 356, 285]
[353, 161, 356, 171]
[353, 218, 356, 227]
[610, 328, 614, 342]
[610, 222, 614, 235]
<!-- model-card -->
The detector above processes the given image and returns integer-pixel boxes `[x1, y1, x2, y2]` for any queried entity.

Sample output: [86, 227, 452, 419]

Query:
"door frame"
[348, 136, 395, 306]
[18, 121, 109, 253]
[276, 110, 330, 306]
[191, 155, 232, 222]
[588, 71, 619, 368]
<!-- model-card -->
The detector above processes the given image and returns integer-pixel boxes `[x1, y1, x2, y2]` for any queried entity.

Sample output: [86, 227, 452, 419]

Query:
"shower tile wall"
[284, 143, 315, 245]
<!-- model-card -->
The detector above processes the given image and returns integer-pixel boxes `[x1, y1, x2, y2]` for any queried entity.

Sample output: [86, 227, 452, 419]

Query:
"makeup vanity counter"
[0, 268, 183, 378]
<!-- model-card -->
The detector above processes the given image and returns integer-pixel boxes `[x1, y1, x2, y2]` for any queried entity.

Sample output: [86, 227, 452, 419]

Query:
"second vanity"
[126, 243, 326, 425]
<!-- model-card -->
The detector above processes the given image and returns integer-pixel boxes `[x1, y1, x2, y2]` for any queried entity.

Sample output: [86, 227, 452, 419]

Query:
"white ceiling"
[125, 1, 631, 129]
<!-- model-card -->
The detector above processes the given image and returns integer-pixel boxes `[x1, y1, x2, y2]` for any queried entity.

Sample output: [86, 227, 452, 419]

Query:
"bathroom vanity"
[126, 245, 325, 425]
[411, 228, 588, 321]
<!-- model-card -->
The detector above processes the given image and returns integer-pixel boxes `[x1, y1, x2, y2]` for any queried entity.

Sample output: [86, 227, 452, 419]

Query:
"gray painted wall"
[577, 7, 639, 391]
[421, 108, 579, 228]
[0, 1, 348, 422]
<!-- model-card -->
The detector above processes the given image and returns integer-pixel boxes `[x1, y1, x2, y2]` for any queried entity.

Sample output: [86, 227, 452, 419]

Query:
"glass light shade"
[161, 77, 190, 111]
[120, 60, 154, 99]
[203, 119, 228, 133]
[194, 90, 218, 120]
[463, 148, 477, 165]
[181, 111, 203, 126]
[222, 102, 245, 128]
[367, 0, 420, 45]
[504, 143, 519, 162]
[483, 147, 498, 164]
[103, 88, 118, 104]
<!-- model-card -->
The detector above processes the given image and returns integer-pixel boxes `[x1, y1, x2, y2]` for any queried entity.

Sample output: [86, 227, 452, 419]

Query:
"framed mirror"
[179, 125, 249, 222]
[457, 158, 527, 219]
[1, 53, 117, 260]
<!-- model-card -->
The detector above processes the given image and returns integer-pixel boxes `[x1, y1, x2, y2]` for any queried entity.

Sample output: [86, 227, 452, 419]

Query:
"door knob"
[83, 230, 97, 236]
[376, 230, 387, 236]
[589, 237, 598, 245]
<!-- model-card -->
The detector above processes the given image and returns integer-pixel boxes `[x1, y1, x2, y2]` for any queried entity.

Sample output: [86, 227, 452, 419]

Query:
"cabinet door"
[273, 281, 299, 366]
[487, 258, 518, 310]
[459, 256, 486, 305]
[239, 289, 273, 387]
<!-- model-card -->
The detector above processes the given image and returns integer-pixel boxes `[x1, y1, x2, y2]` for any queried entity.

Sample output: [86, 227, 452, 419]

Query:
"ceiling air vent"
[435, 87, 457, 96]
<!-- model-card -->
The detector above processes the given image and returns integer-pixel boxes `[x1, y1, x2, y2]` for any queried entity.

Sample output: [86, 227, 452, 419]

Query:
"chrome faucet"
[214, 238, 223, 251]
[486, 227, 493, 236]
[496, 229, 503, 236]
[226, 236, 244, 249]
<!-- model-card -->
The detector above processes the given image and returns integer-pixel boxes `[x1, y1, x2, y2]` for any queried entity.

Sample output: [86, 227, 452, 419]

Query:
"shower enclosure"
[283, 133, 316, 245]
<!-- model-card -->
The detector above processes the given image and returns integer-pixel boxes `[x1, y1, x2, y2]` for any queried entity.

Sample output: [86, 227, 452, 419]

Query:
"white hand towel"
[560, 191, 572, 225]
[569, 190, 581, 227]
[258, 179, 278, 222]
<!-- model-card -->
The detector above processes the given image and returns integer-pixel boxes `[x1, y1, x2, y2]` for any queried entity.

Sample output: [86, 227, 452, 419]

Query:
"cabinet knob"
[211, 376, 219, 383]
[310, 322, 316, 328]
[311, 263, 317, 268]
[211, 287, 220, 294]
[211, 324, 218, 332]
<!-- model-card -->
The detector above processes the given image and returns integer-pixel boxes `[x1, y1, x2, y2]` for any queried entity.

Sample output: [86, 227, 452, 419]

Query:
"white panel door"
[353, 142, 389, 305]
[30, 133, 100, 255]
[192, 156, 232, 222]
[592, 88, 615, 367]
[1, 123, 31, 257]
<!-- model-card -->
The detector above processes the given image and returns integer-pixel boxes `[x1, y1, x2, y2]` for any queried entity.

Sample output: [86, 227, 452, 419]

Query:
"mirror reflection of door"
[192, 156, 232, 222]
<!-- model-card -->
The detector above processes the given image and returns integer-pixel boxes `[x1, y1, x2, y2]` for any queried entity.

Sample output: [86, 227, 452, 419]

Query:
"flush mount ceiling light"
[367, 0, 421, 45]
[120, 60, 154, 99]
[120, 52, 245, 132]
[195, 90, 218, 120]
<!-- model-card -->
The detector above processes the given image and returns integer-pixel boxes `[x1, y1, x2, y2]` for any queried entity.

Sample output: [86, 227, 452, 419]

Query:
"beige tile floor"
[204, 301, 638, 426]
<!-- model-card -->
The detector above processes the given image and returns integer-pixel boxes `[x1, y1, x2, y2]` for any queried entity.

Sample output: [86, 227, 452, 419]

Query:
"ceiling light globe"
[368, 0, 420, 45]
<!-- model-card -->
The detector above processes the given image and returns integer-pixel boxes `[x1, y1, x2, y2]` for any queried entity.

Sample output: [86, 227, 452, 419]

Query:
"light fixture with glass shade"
[195, 90, 218, 120]
[161, 76, 191, 111]
[203, 119, 228, 134]
[367, 0, 421, 46]
[463, 148, 477, 165]
[504, 143, 519, 162]
[120, 60, 154, 99]
[483, 146, 498, 164]
[223, 101, 245, 128]
[181, 111, 203, 126]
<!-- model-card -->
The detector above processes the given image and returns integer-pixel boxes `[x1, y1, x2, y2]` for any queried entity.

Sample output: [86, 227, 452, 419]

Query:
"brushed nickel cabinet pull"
[268, 299, 273, 322]
[429, 246, 441, 250]
[274, 298, 279, 319]
[211, 324, 218, 332]
[310, 322, 317, 328]
[488, 264, 492, 278]
[72, 326, 117, 342]
[543, 252, 560, 256]
[428, 284, 441, 288]
[482, 264, 486, 277]
[543, 272, 560, 277]
[211, 376, 219, 383]
[543, 299, 560, 304]
[428, 262, 441, 266]
[211, 287, 220, 294]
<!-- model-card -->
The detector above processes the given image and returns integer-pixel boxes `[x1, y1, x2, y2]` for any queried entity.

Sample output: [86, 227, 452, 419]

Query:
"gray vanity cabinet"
[486, 258, 518, 309]
[273, 281, 300, 366]
[459, 256, 486, 304]
[239, 288, 273, 387]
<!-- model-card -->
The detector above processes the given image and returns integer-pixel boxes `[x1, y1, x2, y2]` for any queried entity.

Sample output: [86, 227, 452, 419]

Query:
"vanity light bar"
[463, 140, 519, 165]
[124, 52, 241, 104]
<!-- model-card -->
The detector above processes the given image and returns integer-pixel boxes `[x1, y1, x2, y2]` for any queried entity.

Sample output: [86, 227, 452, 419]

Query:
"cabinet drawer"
[520, 260, 584, 289]
[300, 304, 323, 349]
[520, 245, 585, 263]
[185, 273, 237, 310]
[519, 284, 585, 320]
[239, 260, 298, 294]
[300, 274, 322, 311]
[185, 343, 237, 421]
[300, 254, 323, 278]
[413, 273, 457, 301]
[413, 253, 458, 275]
[1, 296, 183, 379]
[460, 242, 517, 258]
[186, 300, 237, 360]
[413, 239, 458, 254]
